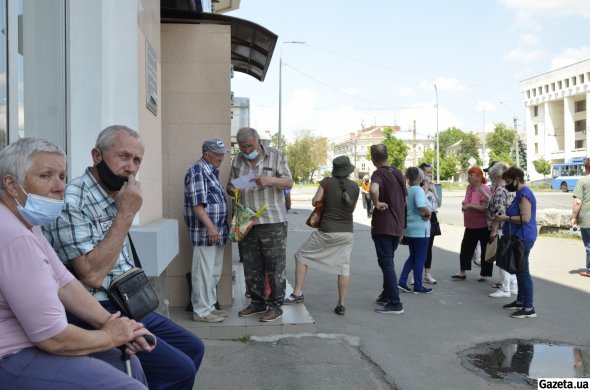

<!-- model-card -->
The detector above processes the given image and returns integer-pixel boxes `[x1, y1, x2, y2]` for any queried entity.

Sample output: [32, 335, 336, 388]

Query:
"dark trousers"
[459, 227, 493, 277]
[364, 194, 373, 216]
[239, 222, 287, 308]
[68, 302, 204, 390]
[371, 234, 401, 305]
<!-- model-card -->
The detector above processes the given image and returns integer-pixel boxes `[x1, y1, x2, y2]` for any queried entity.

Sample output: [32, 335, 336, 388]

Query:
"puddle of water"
[460, 340, 590, 386]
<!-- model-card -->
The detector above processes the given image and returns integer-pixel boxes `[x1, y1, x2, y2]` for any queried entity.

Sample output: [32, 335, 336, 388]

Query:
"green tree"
[440, 154, 459, 180]
[487, 123, 516, 164]
[532, 157, 552, 179]
[285, 130, 328, 182]
[270, 132, 288, 150]
[383, 127, 409, 168]
[438, 127, 481, 169]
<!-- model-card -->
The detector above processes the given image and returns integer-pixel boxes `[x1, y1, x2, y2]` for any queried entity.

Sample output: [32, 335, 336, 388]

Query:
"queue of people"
[0, 129, 545, 389]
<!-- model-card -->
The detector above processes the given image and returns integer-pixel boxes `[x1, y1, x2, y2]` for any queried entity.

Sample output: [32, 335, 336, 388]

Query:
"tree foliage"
[270, 132, 288, 150]
[383, 127, 409, 168]
[487, 123, 515, 165]
[285, 130, 328, 182]
[437, 127, 481, 174]
[440, 154, 459, 180]
[532, 157, 552, 179]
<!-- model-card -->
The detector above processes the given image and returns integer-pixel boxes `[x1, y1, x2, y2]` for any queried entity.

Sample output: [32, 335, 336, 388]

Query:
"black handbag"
[495, 216, 524, 275]
[107, 235, 159, 320]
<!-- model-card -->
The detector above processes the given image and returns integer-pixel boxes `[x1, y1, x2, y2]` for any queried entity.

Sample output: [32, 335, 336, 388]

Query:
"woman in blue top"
[398, 167, 433, 294]
[494, 166, 537, 318]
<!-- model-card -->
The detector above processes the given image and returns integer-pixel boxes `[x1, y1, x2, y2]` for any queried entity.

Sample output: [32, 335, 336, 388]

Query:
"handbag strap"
[507, 214, 524, 237]
[127, 234, 143, 269]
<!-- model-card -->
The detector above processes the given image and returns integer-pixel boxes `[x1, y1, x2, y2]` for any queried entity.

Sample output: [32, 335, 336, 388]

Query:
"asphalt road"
[438, 189, 573, 226]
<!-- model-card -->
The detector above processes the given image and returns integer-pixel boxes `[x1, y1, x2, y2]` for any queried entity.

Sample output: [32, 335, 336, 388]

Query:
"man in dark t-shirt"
[369, 144, 407, 314]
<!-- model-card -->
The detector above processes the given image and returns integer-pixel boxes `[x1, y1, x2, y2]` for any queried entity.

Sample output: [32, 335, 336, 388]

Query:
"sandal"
[284, 293, 304, 305]
[580, 271, 590, 277]
[478, 277, 487, 282]
[451, 274, 466, 280]
[334, 305, 346, 315]
[491, 283, 502, 289]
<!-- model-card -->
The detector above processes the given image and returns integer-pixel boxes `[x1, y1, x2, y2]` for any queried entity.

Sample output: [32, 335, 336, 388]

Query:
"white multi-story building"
[521, 59, 590, 180]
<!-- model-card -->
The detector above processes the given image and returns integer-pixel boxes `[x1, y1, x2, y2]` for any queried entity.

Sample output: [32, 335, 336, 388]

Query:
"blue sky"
[228, 0, 590, 142]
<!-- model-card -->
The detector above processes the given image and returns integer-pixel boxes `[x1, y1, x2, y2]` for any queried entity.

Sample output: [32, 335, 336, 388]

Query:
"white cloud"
[519, 33, 539, 46]
[550, 46, 590, 70]
[504, 47, 541, 63]
[342, 87, 360, 95]
[426, 78, 469, 92]
[398, 86, 416, 96]
[476, 100, 495, 112]
[501, 0, 590, 18]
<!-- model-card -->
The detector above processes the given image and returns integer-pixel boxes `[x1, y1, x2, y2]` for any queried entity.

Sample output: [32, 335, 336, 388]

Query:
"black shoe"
[284, 293, 304, 305]
[334, 305, 346, 315]
[376, 292, 387, 305]
[375, 303, 404, 314]
[503, 300, 524, 310]
[451, 274, 466, 280]
[398, 283, 412, 293]
[510, 307, 536, 318]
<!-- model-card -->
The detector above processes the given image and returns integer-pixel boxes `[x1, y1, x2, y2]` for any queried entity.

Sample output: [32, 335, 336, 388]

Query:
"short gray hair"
[236, 127, 260, 143]
[0, 137, 65, 196]
[488, 162, 508, 178]
[95, 125, 140, 151]
[405, 167, 423, 185]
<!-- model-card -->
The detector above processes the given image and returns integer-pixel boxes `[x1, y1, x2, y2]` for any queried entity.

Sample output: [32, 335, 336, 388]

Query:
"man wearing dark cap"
[483, 161, 498, 174]
[184, 138, 230, 323]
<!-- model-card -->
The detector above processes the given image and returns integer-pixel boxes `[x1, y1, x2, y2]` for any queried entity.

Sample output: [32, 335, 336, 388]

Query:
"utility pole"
[435, 85, 440, 183]
[413, 120, 417, 166]
[513, 116, 519, 167]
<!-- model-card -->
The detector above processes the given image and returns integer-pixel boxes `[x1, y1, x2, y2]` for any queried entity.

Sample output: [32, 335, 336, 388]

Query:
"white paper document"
[231, 172, 257, 189]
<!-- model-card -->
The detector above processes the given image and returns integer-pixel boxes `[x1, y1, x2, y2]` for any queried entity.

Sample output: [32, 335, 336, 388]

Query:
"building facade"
[0, 0, 277, 309]
[521, 59, 590, 181]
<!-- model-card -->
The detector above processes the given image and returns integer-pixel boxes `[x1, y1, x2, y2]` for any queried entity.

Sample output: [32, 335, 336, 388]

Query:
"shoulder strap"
[127, 234, 142, 268]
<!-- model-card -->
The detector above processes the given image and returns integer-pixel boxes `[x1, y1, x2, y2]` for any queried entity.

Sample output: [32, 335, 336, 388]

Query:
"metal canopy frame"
[161, 8, 277, 81]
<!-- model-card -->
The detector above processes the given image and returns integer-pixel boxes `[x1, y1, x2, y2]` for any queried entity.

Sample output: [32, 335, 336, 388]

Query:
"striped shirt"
[43, 168, 134, 301]
[184, 158, 229, 246]
[229, 145, 292, 224]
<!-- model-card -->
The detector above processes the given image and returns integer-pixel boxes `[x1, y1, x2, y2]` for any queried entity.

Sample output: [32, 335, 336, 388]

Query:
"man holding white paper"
[227, 127, 293, 322]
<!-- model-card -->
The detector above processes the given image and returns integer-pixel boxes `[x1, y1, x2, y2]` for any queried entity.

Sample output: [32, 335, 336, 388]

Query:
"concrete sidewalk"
[193, 198, 589, 389]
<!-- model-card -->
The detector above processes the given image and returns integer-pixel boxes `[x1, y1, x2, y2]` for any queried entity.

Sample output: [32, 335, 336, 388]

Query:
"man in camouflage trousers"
[227, 127, 293, 322]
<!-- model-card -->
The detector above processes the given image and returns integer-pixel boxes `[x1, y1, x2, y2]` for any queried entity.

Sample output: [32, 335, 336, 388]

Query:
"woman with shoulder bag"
[284, 156, 359, 315]
[419, 163, 440, 284]
[483, 162, 517, 298]
[493, 166, 538, 318]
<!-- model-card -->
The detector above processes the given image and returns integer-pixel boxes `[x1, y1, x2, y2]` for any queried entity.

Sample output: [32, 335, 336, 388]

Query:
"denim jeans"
[516, 240, 535, 309]
[372, 234, 401, 305]
[581, 228, 590, 271]
[399, 237, 430, 290]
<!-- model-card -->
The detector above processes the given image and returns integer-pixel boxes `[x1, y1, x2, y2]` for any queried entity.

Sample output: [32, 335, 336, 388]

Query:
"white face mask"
[16, 184, 64, 226]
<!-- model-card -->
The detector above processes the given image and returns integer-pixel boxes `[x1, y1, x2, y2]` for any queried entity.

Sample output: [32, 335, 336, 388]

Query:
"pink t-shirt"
[462, 184, 491, 229]
[0, 205, 74, 358]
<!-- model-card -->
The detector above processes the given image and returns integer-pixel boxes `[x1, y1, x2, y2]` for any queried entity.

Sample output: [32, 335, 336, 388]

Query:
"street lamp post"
[278, 41, 305, 151]
[434, 84, 440, 183]
[500, 100, 519, 167]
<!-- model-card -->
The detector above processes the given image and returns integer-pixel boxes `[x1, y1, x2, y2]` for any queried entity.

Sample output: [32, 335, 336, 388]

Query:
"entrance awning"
[161, 7, 277, 81]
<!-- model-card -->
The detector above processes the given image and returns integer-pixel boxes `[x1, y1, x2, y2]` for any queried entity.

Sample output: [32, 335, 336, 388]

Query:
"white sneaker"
[489, 290, 511, 298]
[424, 274, 437, 284]
[211, 309, 230, 317]
[192, 313, 224, 323]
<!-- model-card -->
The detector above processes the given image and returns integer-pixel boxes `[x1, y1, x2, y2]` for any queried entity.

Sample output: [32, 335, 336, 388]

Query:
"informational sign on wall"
[146, 40, 158, 116]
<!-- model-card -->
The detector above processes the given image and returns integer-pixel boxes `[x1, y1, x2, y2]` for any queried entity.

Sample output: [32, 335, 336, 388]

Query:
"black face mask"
[505, 182, 518, 192]
[96, 158, 127, 191]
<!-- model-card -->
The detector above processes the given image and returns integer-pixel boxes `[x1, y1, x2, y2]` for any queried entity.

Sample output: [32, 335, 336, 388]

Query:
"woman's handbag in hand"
[107, 235, 159, 320]
[484, 234, 499, 263]
[306, 180, 329, 228]
[495, 216, 524, 274]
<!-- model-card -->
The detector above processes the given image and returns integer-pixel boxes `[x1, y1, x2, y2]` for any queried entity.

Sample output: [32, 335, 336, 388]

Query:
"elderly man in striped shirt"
[227, 127, 293, 322]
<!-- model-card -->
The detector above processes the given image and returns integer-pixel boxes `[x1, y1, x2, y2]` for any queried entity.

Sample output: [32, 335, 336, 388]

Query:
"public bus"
[551, 158, 587, 192]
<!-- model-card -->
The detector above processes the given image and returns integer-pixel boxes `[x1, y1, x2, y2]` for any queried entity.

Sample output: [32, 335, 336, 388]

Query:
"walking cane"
[119, 334, 156, 377]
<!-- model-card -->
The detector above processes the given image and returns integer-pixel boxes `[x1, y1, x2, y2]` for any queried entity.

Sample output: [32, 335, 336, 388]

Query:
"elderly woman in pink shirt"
[452, 166, 493, 281]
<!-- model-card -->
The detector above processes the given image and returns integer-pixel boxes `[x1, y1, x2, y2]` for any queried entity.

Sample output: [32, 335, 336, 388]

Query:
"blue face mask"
[16, 185, 64, 226]
[243, 149, 259, 160]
